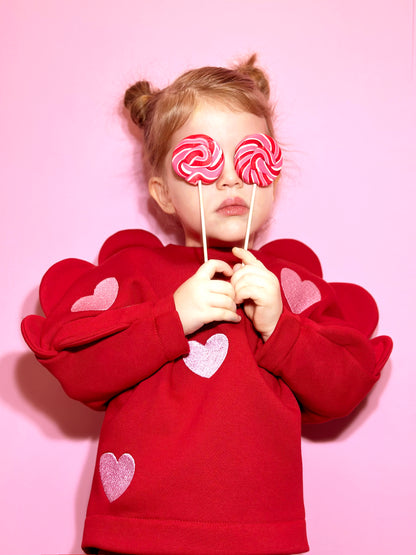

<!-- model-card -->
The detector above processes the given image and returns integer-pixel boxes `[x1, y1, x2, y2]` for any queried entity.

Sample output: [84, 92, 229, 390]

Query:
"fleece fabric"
[21, 229, 392, 555]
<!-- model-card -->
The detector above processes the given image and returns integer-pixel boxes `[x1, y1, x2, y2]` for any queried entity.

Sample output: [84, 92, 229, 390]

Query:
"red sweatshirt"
[21, 229, 392, 555]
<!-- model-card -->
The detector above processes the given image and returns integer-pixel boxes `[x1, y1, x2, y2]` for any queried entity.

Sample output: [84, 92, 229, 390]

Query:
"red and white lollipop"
[172, 134, 224, 185]
[234, 133, 283, 249]
[172, 134, 224, 261]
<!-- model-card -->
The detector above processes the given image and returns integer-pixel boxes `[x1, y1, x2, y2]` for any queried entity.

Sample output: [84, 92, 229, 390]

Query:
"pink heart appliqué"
[183, 333, 228, 378]
[280, 267, 321, 314]
[71, 277, 119, 312]
[99, 452, 135, 503]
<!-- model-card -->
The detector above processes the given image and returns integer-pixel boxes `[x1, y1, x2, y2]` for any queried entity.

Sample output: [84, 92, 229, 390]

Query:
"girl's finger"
[232, 247, 264, 268]
[233, 283, 258, 305]
[209, 280, 236, 300]
[210, 308, 241, 324]
[197, 259, 234, 279]
[232, 263, 243, 273]
[209, 292, 237, 313]
[231, 265, 267, 288]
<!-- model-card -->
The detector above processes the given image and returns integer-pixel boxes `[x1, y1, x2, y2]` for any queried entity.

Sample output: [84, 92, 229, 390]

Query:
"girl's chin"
[184, 224, 257, 249]
[208, 237, 246, 249]
[208, 224, 251, 247]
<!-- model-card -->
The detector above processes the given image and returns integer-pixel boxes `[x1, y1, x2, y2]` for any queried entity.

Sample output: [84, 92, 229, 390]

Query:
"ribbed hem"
[82, 515, 309, 554]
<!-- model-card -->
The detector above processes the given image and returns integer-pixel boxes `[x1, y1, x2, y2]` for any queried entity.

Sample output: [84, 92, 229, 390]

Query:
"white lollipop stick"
[244, 184, 257, 250]
[198, 180, 208, 262]
[234, 133, 283, 251]
[171, 134, 224, 265]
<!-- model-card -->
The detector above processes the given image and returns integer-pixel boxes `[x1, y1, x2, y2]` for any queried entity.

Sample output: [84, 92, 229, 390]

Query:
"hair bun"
[235, 54, 270, 99]
[124, 80, 156, 128]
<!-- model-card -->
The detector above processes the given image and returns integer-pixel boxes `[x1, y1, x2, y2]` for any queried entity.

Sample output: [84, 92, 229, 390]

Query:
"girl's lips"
[216, 197, 249, 216]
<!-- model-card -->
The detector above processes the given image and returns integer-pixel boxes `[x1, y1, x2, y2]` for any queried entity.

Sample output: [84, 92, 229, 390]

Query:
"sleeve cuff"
[255, 308, 301, 374]
[152, 295, 189, 361]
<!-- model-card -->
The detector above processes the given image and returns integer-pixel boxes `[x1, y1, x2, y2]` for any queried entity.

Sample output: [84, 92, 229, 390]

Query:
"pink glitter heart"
[183, 333, 228, 378]
[280, 267, 321, 314]
[99, 452, 135, 503]
[71, 277, 118, 312]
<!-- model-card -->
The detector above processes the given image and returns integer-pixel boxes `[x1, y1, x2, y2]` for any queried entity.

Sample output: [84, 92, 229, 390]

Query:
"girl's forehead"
[174, 103, 269, 147]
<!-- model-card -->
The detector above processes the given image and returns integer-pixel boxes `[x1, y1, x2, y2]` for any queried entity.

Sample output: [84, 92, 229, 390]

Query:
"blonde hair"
[124, 54, 275, 173]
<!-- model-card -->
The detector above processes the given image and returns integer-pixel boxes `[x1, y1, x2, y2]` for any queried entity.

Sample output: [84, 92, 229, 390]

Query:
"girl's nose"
[216, 156, 244, 189]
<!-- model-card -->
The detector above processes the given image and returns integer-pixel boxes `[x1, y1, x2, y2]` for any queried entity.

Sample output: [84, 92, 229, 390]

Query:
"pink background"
[1, 1, 415, 553]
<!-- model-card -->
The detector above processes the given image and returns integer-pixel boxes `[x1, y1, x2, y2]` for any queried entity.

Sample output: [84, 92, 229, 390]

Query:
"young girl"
[22, 55, 392, 555]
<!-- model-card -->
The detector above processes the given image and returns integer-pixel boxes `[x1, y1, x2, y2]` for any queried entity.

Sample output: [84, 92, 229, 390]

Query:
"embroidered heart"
[99, 452, 135, 503]
[71, 277, 119, 312]
[280, 267, 321, 314]
[183, 333, 229, 378]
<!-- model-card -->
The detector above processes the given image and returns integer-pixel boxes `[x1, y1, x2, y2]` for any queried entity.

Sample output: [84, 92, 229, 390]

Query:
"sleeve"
[255, 242, 393, 423]
[21, 252, 189, 411]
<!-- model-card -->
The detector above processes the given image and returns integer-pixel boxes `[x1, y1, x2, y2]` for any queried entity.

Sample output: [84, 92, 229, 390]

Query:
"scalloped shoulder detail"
[98, 229, 163, 264]
[329, 282, 379, 337]
[258, 239, 323, 277]
[39, 258, 94, 315]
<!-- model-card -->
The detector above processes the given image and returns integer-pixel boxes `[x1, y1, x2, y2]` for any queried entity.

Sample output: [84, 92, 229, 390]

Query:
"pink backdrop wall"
[1, 1, 415, 553]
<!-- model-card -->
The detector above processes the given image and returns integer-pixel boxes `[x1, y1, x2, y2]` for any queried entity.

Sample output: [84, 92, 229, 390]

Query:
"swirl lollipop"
[172, 134, 224, 185]
[234, 133, 283, 249]
[172, 134, 224, 262]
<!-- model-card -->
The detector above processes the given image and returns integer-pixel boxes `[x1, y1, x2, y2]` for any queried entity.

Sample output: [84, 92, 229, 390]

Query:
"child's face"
[149, 102, 277, 248]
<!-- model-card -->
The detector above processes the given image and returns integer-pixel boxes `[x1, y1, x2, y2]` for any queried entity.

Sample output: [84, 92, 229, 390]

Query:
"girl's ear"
[148, 177, 176, 215]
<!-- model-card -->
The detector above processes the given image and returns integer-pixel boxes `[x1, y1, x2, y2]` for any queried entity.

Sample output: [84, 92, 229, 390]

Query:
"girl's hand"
[231, 247, 283, 342]
[174, 259, 241, 336]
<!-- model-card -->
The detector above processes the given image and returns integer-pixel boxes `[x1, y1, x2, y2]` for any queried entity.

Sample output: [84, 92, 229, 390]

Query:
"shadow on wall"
[4, 287, 104, 439]
[11, 351, 103, 438]
[0, 350, 103, 554]
[0, 288, 106, 553]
